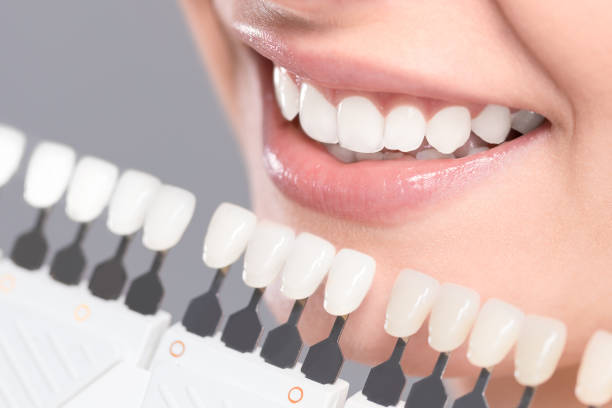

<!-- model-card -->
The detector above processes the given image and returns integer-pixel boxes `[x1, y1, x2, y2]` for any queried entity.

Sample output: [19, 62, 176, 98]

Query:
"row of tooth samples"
[273, 66, 545, 159]
[0, 127, 196, 315]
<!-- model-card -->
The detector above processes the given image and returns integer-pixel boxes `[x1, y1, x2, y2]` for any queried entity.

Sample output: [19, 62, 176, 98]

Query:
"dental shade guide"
[261, 231, 335, 368]
[362, 270, 440, 407]
[50, 157, 119, 285]
[11, 142, 76, 270]
[575, 330, 612, 408]
[302, 248, 376, 385]
[125, 185, 196, 315]
[0, 124, 26, 190]
[182, 202, 256, 337]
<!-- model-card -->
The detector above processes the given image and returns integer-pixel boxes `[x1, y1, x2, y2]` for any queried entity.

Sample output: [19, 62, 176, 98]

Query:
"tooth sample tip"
[471, 104, 511, 145]
[575, 330, 612, 406]
[337, 96, 384, 153]
[242, 220, 295, 288]
[514, 316, 566, 387]
[383, 105, 426, 152]
[426, 106, 471, 155]
[428, 283, 480, 353]
[385, 269, 439, 338]
[467, 298, 524, 368]
[202, 202, 257, 269]
[0, 124, 26, 188]
[273, 66, 299, 121]
[324, 248, 376, 316]
[299, 83, 338, 144]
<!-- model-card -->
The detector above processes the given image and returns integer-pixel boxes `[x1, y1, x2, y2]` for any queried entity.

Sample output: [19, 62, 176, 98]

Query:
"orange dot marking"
[0, 274, 16, 293]
[74, 304, 91, 322]
[288, 386, 303, 404]
[169, 340, 185, 358]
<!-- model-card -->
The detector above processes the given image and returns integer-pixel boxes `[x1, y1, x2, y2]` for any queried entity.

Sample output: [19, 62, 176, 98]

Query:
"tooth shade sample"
[514, 316, 566, 387]
[467, 299, 524, 368]
[324, 248, 376, 316]
[273, 66, 299, 121]
[575, 330, 612, 406]
[426, 106, 471, 154]
[202, 202, 256, 269]
[471, 104, 511, 144]
[65, 157, 119, 223]
[24, 142, 76, 209]
[337, 96, 384, 153]
[385, 269, 439, 338]
[299, 83, 338, 144]
[280, 232, 335, 300]
[107, 170, 161, 236]
[243, 221, 295, 288]
[142, 185, 196, 252]
[383, 106, 426, 152]
[0, 125, 26, 188]
[511, 110, 545, 134]
[428, 283, 480, 353]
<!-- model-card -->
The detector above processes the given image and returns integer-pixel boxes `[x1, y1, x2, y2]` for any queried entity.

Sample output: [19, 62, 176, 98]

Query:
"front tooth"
[24, 142, 76, 209]
[384, 269, 439, 338]
[280, 232, 335, 300]
[324, 248, 376, 316]
[511, 110, 545, 134]
[384, 105, 426, 152]
[243, 221, 295, 288]
[466, 298, 524, 368]
[426, 106, 471, 154]
[325, 143, 356, 163]
[107, 170, 161, 236]
[0, 125, 26, 188]
[202, 202, 257, 269]
[273, 66, 299, 121]
[471, 104, 511, 145]
[428, 283, 480, 352]
[65, 157, 119, 223]
[415, 148, 455, 160]
[514, 315, 566, 387]
[337, 96, 384, 153]
[299, 83, 338, 144]
[575, 330, 612, 406]
[142, 185, 196, 252]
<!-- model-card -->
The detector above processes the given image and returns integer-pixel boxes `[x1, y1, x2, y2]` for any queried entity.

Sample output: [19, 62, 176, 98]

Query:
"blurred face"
[180, 1, 612, 405]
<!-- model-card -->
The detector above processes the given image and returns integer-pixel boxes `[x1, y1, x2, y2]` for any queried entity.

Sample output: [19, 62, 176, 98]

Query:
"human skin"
[179, 1, 612, 406]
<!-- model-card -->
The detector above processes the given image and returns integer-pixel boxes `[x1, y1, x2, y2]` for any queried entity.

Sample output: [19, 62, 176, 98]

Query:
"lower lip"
[260, 62, 548, 224]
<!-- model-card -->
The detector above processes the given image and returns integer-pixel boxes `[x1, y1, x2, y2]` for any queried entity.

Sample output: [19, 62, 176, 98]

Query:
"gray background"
[0, 0, 369, 395]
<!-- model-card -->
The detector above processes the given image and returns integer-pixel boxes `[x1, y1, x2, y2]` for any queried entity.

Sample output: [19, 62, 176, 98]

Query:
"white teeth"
[466, 299, 524, 368]
[511, 110, 545, 134]
[425, 106, 472, 154]
[415, 149, 455, 160]
[384, 269, 439, 338]
[428, 283, 480, 353]
[107, 170, 161, 236]
[0, 125, 26, 188]
[324, 248, 376, 316]
[202, 202, 257, 269]
[24, 142, 76, 209]
[273, 66, 299, 121]
[242, 221, 295, 289]
[142, 185, 196, 252]
[383, 105, 426, 152]
[280, 232, 335, 300]
[65, 157, 119, 223]
[514, 315, 567, 387]
[575, 330, 612, 406]
[337, 96, 384, 153]
[325, 143, 356, 163]
[299, 83, 338, 144]
[471, 104, 511, 145]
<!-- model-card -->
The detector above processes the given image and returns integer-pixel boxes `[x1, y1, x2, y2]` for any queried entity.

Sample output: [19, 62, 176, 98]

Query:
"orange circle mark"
[169, 340, 185, 358]
[74, 304, 91, 322]
[0, 274, 16, 293]
[288, 386, 304, 404]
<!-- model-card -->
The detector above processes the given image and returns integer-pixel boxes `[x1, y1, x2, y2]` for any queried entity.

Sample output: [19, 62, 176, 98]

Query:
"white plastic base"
[344, 392, 405, 408]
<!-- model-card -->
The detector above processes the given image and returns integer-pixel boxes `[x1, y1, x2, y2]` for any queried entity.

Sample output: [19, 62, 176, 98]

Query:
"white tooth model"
[0, 124, 26, 188]
[575, 330, 612, 407]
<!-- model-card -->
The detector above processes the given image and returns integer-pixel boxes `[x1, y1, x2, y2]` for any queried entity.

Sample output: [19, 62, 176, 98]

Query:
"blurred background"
[0, 0, 369, 393]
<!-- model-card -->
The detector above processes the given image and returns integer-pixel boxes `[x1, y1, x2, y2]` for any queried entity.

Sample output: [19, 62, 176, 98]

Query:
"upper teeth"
[273, 66, 545, 159]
